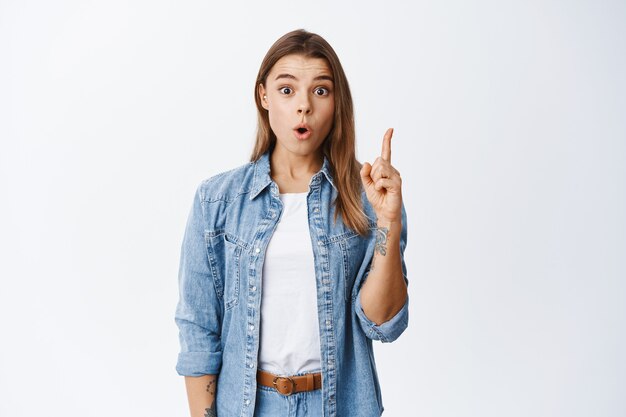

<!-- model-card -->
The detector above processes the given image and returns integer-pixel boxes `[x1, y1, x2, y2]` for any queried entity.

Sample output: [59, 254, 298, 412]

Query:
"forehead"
[268, 54, 332, 81]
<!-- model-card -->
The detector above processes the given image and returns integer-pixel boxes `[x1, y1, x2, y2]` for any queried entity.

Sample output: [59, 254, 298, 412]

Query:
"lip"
[293, 123, 312, 140]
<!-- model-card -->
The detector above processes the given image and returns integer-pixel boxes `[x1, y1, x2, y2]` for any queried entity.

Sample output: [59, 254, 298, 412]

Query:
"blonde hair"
[251, 29, 369, 235]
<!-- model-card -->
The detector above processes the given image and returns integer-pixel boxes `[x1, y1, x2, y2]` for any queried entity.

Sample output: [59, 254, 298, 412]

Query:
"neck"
[270, 149, 323, 180]
[269, 148, 323, 193]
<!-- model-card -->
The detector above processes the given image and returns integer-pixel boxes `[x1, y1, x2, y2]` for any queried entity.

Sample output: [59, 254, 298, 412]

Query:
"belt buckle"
[273, 376, 296, 396]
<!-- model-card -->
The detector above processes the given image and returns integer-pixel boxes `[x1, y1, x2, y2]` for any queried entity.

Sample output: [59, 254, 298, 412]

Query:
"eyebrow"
[274, 73, 334, 82]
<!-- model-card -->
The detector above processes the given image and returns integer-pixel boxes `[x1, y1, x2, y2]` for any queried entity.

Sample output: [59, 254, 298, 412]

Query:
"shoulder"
[196, 160, 256, 203]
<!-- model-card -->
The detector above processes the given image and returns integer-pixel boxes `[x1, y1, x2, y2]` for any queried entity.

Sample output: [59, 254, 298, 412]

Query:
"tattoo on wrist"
[375, 227, 389, 256]
[371, 227, 389, 271]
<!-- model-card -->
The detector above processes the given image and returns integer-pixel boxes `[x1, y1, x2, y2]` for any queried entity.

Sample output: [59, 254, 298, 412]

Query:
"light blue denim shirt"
[175, 151, 409, 417]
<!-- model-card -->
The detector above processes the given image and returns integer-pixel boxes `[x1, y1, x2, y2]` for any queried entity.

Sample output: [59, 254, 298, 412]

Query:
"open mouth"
[293, 123, 311, 140]
[293, 124, 312, 140]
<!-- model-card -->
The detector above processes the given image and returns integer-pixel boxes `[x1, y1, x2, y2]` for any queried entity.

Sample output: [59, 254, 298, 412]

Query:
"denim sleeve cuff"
[355, 293, 409, 343]
[176, 351, 222, 376]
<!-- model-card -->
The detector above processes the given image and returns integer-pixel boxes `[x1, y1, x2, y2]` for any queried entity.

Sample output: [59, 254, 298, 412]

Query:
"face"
[259, 54, 335, 161]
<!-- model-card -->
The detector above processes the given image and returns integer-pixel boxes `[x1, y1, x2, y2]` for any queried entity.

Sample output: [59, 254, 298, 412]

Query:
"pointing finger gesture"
[381, 126, 392, 163]
[360, 128, 403, 224]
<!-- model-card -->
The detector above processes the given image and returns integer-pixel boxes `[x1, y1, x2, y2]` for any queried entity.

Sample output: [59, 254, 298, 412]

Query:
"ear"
[258, 83, 268, 110]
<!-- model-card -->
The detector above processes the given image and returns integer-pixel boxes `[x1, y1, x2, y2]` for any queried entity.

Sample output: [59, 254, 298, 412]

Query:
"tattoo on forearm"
[371, 227, 389, 271]
[204, 403, 216, 417]
[204, 380, 217, 417]
[375, 227, 389, 256]
[206, 380, 216, 396]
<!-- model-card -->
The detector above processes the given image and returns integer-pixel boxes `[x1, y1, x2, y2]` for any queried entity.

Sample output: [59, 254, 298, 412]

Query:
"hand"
[360, 128, 403, 224]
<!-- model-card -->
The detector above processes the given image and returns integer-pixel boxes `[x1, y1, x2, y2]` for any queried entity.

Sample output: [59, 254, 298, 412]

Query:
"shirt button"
[249, 325, 255, 331]
[255, 247, 261, 254]
[314, 207, 319, 213]
[318, 241, 323, 246]
[245, 399, 250, 406]
[326, 320, 331, 326]
[251, 286, 257, 291]
[249, 363, 254, 368]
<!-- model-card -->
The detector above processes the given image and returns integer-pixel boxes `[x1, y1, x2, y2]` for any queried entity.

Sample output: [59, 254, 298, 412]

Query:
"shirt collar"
[249, 151, 337, 200]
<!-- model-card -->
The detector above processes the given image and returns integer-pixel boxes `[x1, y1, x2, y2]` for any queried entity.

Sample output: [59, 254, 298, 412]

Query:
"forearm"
[359, 219, 407, 325]
[184, 374, 218, 417]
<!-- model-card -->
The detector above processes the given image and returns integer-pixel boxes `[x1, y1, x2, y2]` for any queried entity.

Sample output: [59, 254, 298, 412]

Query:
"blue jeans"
[253, 385, 322, 417]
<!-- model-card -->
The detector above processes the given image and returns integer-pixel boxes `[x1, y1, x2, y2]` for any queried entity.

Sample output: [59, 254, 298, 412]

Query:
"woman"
[175, 29, 409, 417]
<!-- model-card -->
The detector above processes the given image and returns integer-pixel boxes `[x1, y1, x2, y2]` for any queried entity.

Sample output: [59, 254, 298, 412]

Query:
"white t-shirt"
[258, 192, 322, 375]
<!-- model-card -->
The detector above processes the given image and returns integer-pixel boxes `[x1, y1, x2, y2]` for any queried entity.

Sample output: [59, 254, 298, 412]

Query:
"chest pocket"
[205, 231, 247, 310]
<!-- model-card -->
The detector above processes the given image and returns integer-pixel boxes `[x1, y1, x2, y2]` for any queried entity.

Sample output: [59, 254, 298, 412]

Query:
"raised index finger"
[381, 127, 393, 162]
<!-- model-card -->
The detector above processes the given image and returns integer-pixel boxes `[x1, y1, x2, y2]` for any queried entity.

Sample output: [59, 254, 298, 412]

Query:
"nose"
[297, 97, 312, 115]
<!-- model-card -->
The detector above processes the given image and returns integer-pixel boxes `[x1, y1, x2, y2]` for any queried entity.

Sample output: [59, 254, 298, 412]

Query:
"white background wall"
[1, 0, 625, 416]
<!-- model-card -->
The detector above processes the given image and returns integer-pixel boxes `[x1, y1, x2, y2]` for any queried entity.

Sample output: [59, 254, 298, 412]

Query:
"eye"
[279, 87, 293, 95]
[314, 87, 330, 96]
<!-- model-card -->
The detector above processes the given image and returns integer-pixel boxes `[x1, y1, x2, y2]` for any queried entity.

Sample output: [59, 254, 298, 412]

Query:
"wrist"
[376, 216, 402, 228]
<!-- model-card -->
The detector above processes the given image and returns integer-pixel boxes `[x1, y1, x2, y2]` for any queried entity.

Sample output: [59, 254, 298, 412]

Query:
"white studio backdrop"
[1, 0, 625, 416]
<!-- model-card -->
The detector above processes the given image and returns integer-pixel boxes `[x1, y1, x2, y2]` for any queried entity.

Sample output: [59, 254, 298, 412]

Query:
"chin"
[286, 143, 323, 158]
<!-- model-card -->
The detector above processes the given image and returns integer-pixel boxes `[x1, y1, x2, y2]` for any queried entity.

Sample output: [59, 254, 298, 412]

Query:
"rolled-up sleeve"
[174, 184, 223, 376]
[354, 203, 409, 343]
[355, 291, 408, 343]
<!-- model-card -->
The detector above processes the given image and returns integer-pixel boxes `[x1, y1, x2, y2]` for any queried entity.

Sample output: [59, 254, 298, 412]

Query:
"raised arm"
[359, 128, 408, 325]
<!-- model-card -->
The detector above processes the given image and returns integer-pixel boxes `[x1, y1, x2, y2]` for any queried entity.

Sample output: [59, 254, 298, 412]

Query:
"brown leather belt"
[257, 369, 322, 396]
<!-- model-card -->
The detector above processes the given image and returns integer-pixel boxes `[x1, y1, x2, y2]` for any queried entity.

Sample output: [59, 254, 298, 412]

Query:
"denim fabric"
[175, 151, 409, 417]
[254, 385, 323, 417]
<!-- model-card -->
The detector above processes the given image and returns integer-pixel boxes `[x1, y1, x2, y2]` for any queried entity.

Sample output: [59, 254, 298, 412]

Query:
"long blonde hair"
[251, 29, 369, 235]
